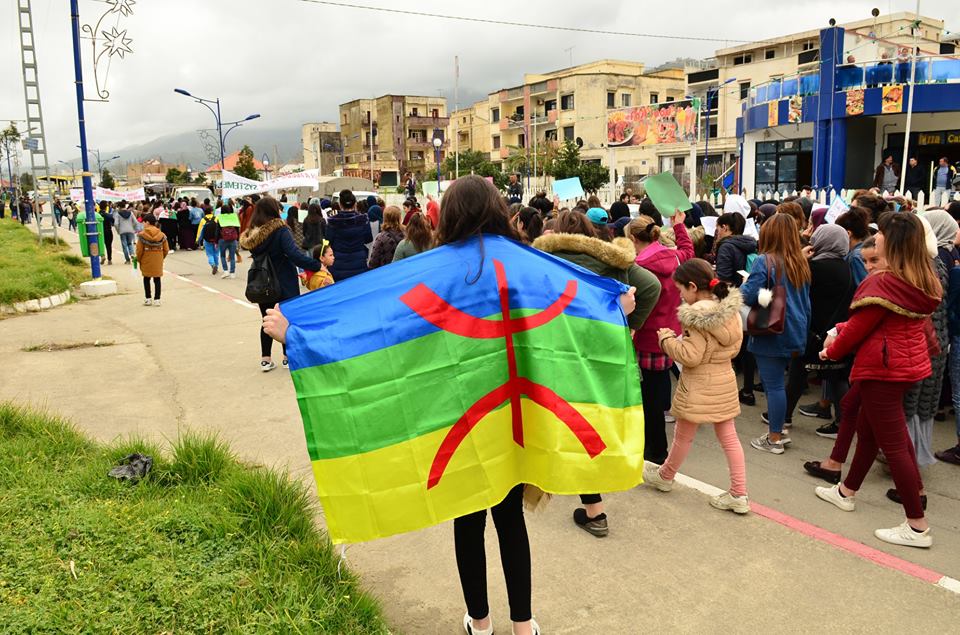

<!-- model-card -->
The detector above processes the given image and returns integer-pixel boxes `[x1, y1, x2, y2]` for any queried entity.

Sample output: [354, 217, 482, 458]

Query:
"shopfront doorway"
[755, 138, 813, 194]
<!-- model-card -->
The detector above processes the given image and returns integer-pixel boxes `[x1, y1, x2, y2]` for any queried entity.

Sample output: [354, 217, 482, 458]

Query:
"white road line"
[937, 576, 960, 594]
[234, 298, 256, 309]
[201, 286, 219, 293]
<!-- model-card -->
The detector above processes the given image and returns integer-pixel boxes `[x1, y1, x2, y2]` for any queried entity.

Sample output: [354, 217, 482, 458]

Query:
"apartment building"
[301, 122, 342, 176]
[448, 100, 492, 158]
[126, 158, 188, 185]
[484, 60, 687, 180]
[675, 11, 949, 195]
[339, 95, 449, 187]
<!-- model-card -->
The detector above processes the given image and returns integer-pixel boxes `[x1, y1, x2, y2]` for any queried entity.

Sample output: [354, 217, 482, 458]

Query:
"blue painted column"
[813, 26, 844, 192]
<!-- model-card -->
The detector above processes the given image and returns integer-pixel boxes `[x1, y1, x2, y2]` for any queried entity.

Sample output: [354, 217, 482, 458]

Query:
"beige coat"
[659, 289, 743, 424]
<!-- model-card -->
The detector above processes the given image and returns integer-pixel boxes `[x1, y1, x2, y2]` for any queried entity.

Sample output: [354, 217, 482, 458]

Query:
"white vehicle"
[172, 186, 214, 203]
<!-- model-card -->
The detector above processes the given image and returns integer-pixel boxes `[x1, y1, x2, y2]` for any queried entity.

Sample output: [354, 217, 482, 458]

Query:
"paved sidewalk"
[2, 223, 958, 632]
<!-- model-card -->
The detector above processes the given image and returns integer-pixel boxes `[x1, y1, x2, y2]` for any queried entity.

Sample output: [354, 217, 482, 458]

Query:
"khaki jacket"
[660, 289, 743, 424]
[135, 225, 169, 278]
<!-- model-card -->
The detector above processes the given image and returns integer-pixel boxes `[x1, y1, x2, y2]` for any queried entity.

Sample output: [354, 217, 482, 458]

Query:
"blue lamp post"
[702, 77, 737, 178]
[77, 146, 120, 184]
[174, 88, 260, 171]
[432, 130, 442, 194]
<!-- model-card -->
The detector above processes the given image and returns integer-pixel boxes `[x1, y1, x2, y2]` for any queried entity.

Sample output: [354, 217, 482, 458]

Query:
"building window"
[607, 92, 615, 108]
[514, 105, 524, 120]
[492, 135, 501, 149]
[545, 99, 557, 112]
[411, 107, 418, 116]
[563, 125, 574, 141]
[491, 108, 500, 123]
[739, 81, 751, 100]
[709, 123, 718, 139]
[650, 93, 659, 104]
[802, 41, 816, 51]
[342, 113, 347, 125]
[409, 129, 426, 142]
[545, 129, 558, 141]
[410, 151, 424, 160]
[621, 93, 632, 107]
[561, 94, 575, 110]
[765, 49, 775, 60]
[665, 96, 675, 102]
[733, 53, 753, 65]
[755, 139, 813, 193]
[518, 133, 525, 147]
[432, 108, 439, 118]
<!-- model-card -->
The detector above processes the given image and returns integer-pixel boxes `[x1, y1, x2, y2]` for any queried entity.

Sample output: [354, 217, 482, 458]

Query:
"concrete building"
[674, 11, 953, 196]
[339, 95, 450, 187]
[126, 158, 188, 185]
[448, 100, 492, 159]
[483, 60, 687, 188]
[301, 123, 342, 176]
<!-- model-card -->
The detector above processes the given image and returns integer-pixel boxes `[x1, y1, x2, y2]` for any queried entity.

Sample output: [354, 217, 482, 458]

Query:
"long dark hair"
[554, 210, 598, 238]
[405, 213, 434, 252]
[285, 204, 300, 231]
[516, 207, 544, 243]
[250, 197, 281, 228]
[304, 202, 324, 224]
[674, 258, 730, 300]
[436, 175, 517, 245]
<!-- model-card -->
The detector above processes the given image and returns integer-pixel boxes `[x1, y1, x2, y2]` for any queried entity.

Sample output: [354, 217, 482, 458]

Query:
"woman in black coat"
[325, 191, 373, 280]
[301, 202, 326, 251]
[239, 197, 322, 372]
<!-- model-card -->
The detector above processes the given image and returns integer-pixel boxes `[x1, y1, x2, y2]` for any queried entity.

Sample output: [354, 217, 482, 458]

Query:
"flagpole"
[454, 56, 460, 180]
[898, 0, 921, 196]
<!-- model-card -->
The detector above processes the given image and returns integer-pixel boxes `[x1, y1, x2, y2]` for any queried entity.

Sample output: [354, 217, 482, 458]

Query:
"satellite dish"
[871, 7, 880, 17]
[829, 18, 836, 26]
[575, 137, 584, 148]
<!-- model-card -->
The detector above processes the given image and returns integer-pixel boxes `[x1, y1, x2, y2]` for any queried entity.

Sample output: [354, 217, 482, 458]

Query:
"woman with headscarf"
[784, 224, 855, 434]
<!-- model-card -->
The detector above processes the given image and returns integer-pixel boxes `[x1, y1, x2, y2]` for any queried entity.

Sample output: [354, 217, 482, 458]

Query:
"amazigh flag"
[283, 235, 645, 544]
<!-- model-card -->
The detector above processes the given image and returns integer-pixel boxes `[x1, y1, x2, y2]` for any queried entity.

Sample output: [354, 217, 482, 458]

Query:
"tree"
[20, 172, 34, 192]
[545, 140, 609, 194]
[193, 172, 207, 185]
[100, 168, 116, 189]
[165, 167, 192, 184]
[233, 145, 260, 181]
[441, 150, 508, 190]
[578, 162, 610, 193]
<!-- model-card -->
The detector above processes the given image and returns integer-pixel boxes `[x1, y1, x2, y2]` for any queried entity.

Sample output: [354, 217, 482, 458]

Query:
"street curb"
[0, 290, 71, 315]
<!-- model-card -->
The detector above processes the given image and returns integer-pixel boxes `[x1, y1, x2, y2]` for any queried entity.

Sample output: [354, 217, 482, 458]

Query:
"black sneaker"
[739, 390, 756, 407]
[885, 488, 927, 511]
[798, 402, 832, 420]
[815, 421, 840, 439]
[573, 508, 609, 537]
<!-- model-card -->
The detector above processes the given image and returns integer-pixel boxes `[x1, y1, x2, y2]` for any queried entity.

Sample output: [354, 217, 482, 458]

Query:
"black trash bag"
[108, 453, 153, 482]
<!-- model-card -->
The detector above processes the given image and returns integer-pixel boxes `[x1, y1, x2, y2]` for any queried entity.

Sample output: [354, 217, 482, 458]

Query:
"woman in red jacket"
[815, 213, 941, 548]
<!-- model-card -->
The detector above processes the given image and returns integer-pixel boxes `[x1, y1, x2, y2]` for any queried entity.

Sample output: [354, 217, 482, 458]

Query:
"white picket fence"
[695, 188, 960, 210]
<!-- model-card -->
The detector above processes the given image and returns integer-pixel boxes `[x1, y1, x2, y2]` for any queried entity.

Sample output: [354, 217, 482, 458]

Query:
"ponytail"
[674, 258, 729, 300]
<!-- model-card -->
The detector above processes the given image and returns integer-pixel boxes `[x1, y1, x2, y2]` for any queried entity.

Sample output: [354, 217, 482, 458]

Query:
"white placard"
[744, 218, 759, 238]
[701, 216, 718, 237]
[824, 196, 849, 224]
[628, 204, 641, 219]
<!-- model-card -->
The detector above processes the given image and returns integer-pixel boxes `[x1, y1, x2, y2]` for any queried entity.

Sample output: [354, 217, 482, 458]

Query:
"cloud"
[0, 0, 955, 166]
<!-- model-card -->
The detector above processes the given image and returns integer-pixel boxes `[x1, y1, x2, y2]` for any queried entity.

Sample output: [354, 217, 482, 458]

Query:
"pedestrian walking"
[285, 204, 305, 247]
[136, 213, 168, 307]
[628, 209, 694, 465]
[177, 201, 197, 251]
[197, 207, 221, 275]
[114, 202, 139, 264]
[217, 203, 241, 279]
[393, 211, 434, 262]
[367, 206, 404, 269]
[301, 201, 326, 252]
[644, 258, 749, 514]
[325, 190, 372, 280]
[815, 213, 940, 548]
[99, 202, 115, 265]
[741, 214, 811, 455]
[239, 196, 321, 372]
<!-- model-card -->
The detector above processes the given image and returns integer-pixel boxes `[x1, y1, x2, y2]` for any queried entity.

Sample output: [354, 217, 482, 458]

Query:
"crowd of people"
[255, 175, 960, 635]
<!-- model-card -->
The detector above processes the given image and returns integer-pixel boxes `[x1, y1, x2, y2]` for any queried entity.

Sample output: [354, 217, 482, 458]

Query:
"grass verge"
[0, 403, 388, 633]
[0, 221, 88, 305]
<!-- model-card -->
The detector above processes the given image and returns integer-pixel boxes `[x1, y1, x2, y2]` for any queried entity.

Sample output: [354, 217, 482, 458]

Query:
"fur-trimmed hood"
[676, 288, 743, 346]
[240, 218, 285, 250]
[532, 233, 636, 270]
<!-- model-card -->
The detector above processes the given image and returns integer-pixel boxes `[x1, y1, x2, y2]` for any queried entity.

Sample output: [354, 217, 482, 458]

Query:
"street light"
[58, 160, 77, 188]
[701, 77, 737, 180]
[433, 131, 443, 194]
[261, 153, 270, 181]
[75, 146, 119, 184]
[174, 88, 260, 171]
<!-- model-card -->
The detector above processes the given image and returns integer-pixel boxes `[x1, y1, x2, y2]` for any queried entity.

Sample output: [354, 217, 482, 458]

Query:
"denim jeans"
[932, 187, 949, 205]
[203, 240, 218, 268]
[755, 354, 790, 434]
[119, 233, 135, 262]
[219, 239, 238, 273]
[950, 336, 960, 438]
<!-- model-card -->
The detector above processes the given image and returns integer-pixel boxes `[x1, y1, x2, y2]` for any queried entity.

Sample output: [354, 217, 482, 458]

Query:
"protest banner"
[220, 169, 319, 199]
[70, 186, 146, 203]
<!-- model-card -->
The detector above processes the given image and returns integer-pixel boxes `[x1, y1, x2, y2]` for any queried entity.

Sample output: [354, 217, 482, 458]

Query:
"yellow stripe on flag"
[313, 399, 644, 543]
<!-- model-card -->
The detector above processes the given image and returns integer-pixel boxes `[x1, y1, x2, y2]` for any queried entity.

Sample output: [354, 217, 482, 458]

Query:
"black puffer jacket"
[715, 235, 757, 286]
[326, 211, 373, 280]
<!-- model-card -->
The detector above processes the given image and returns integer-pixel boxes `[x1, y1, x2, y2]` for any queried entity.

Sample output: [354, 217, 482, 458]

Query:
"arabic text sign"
[607, 98, 700, 148]
[221, 169, 319, 199]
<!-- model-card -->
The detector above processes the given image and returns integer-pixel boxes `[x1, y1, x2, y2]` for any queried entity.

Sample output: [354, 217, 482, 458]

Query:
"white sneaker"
[750, 433, 784, 455]
[664, 411, 676, 424]
[152, 299, 161, 307]
[228, 273, 236, 279]
[815, 485, 855, 512]
[710, 491, 750, 514]
[643, 462, 673, 492]
[221, 271, 230, 279]
[462, 612, 493, 635]
[874, 521, 932, 548]
[260, 360, 277, 373]
[780, 432, 793, 446]
[143, 298, 152, 306]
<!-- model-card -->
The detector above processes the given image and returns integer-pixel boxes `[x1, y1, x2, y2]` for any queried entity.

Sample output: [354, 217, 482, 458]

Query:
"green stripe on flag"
[292, 314, 640, 460]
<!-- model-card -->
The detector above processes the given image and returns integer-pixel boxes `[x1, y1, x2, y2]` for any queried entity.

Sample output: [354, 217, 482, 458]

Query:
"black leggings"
[641, 367, 671, 464]
[142, 277, 161, 300]
[454, 484, 531, 622]
[258, 302, 287, 358]
[103, 230, 113, 262]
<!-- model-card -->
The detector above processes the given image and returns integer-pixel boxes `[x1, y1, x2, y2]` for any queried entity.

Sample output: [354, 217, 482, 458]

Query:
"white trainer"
[815, 485, 855, 512]
[874, 521, 932, 548]
[260, 360, 277, 373]
[152, 299, 161, 307]
[643, 462, 673, 492]
[462, 612, 493, 635]
[710, 491, 750, 514]
[142, 298, 152, 306]
[221, 271, 231, 279]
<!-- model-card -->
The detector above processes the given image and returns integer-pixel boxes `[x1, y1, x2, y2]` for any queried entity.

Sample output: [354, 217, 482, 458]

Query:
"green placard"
[643, 171, 692, 217]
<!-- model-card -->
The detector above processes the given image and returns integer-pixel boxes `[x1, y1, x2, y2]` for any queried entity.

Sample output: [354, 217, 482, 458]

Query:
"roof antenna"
[563, 46, 574, 67]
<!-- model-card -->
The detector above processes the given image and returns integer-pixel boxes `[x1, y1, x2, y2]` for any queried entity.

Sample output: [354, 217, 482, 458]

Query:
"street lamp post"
[174, 88, 259, 172]
[702, 77, 737, 182]
[58, 160, 77, 188]
[261, 153, 270, 181]
[433, 132, 443, 195]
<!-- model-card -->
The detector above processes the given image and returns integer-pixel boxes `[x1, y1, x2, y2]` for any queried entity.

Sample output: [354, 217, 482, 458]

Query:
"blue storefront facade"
[738, 25, 960, 197]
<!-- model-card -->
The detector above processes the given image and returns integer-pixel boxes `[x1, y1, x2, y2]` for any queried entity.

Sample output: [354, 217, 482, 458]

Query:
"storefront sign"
[881, 85, 904, 114]
[768, 101, 779, 127]
[787, 96, 802, 124]
[606, 98, 700, 147]
[946, 131, 960, 145]
[845, 89, 864, 116]
[918, 132, 944, 145]
[220, 169, 319, 199]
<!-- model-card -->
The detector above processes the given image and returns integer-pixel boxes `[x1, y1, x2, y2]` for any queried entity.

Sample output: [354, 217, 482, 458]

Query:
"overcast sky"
[1, 0, 956, 166]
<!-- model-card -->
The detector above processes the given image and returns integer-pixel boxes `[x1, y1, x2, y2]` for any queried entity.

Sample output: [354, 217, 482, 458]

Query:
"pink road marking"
[164, 269, 255, 309]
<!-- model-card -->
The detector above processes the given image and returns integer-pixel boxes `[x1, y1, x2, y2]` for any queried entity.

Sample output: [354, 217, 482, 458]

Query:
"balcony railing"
[834, 56, 960, 91]
[507, 114, 550, 128]
[748, 71, 820, 107]
[407, 115, 450, 127]
[407, 139, 447, 149]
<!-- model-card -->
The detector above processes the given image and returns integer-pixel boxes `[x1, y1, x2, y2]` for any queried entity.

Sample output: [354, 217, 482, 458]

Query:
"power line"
[297, 0, 750, 44]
